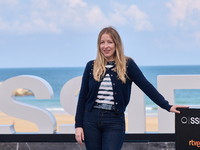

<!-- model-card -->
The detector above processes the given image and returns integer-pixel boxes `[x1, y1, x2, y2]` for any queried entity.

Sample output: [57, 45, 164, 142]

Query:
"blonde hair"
[93, 26, 128, 83]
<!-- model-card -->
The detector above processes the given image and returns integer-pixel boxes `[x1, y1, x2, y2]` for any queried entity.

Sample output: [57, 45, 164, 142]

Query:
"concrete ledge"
[0, 142, 175, 150]
[0, 133, 175, 142]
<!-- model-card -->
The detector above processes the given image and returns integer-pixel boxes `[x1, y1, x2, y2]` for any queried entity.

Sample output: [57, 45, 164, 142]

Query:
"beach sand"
[0, 112, 158, 133]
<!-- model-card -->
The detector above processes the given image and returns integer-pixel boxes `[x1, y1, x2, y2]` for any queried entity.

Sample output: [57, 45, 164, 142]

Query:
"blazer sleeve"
[127, 58, 172, 112]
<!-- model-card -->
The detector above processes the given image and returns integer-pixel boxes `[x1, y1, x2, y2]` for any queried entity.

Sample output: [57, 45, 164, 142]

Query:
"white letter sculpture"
[0, 75, 57, 134]
[128, 82, 146, 133]
[59, 76, 82, 133]
[158, 75, 200, 133]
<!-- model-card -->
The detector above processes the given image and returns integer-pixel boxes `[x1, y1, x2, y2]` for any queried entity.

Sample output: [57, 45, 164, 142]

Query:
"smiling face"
[100, 33, 116, 62]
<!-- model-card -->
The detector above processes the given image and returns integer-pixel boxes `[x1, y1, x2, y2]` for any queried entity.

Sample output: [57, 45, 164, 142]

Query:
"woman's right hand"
[75, 127, 84, 146]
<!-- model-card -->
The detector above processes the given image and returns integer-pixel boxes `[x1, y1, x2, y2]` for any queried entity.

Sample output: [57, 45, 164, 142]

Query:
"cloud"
[0, 0, 18, 5]
[86, 6, 110, 26]
[165, 0, 200, 46]
[0, 0, 152, 34]
[110, 2, 153, 31]
[125, 5, 152, 31]
[0, 0, 61, 34]
[57, 0, 109, 29]
[166, 0, 200, 28]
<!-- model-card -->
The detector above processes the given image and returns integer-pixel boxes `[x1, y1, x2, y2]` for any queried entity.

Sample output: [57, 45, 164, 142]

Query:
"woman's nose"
[104, 42, 108, 48]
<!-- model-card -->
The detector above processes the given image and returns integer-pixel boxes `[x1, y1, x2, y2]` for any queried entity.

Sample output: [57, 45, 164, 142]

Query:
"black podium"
[176, 108, 200, 150]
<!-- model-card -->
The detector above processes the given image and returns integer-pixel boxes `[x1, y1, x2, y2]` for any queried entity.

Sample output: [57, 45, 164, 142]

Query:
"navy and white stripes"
[93, 62, 115, 111]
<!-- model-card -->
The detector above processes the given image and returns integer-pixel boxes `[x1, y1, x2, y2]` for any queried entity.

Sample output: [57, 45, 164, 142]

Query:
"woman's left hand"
[170, 105, 189, 114]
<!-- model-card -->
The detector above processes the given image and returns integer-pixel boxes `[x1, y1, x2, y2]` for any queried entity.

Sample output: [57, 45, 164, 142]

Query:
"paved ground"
[0, 142, 175, 150]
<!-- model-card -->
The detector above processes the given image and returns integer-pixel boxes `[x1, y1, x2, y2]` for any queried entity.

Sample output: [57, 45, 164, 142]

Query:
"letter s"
[0, 75, 57, 134]
[59, 76, 82, 133]
[190, 117, 195, 124]
[195, 117, 199, 124]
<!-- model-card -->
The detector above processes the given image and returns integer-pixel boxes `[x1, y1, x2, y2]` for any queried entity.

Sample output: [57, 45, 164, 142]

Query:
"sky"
[0, 0, 200, 68]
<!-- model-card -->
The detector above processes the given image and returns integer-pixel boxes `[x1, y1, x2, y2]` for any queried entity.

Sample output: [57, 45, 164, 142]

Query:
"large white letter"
[59, 76, 82, 133]
[0, 75, 57, 134]
[128, 83, 146, 133]
[158, 75, 200, 133]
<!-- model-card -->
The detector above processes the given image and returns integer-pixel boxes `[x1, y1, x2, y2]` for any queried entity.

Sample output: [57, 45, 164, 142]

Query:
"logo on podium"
[176, 108, 200, 149]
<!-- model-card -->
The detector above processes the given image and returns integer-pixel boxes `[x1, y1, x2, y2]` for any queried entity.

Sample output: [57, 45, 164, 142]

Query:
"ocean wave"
[146, 107, 157, 110]
[46, 108, 65, 111]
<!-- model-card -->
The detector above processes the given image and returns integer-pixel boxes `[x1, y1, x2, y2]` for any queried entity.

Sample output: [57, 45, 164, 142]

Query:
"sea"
[1, 65, 200, 115]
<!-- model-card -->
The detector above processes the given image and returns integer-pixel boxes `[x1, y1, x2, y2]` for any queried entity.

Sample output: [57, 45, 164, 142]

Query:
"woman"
[75, 26, 188, 150]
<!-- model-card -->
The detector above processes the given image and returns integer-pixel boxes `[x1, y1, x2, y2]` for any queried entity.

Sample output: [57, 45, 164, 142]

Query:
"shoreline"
[0, 111, 158, 132]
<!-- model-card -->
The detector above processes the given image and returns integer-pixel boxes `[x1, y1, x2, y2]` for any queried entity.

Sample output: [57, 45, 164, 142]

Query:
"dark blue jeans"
[83, 108, 125, 150]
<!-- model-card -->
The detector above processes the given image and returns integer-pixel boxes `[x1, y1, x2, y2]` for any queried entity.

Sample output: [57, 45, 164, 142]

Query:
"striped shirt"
[93, 61, 115, 111]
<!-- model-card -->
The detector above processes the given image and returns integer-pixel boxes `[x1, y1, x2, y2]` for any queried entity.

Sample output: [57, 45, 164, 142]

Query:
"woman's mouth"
[104, 50, 110, 54]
